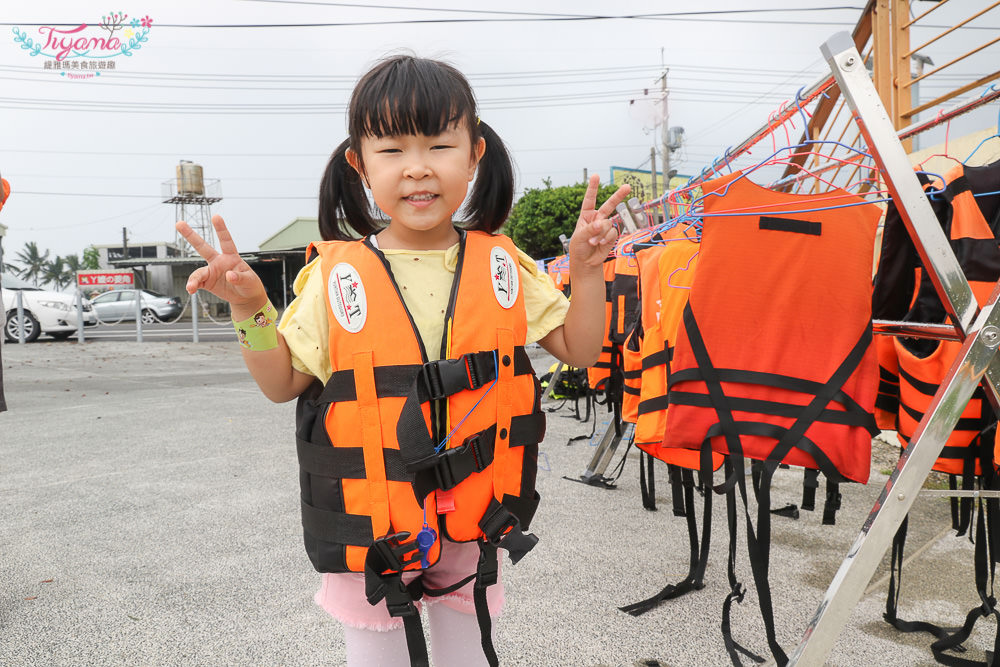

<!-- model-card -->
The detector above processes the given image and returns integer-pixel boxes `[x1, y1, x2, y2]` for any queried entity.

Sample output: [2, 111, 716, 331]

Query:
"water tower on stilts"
[163, 161, 223, 318]
[163, 160, 222, 254]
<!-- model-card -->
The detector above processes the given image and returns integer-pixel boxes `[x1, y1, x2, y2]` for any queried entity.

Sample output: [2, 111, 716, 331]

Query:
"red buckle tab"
[436, 489, 457, 513]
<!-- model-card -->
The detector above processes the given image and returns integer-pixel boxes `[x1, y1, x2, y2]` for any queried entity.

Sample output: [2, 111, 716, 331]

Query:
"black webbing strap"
[885, 427, 1000, 667]
[619, 464, 713, 617]
[667, 368, 881, 437]
[478, 497, 539, 565]
[637, 395, 668, 416]
[410, 413, 546, 504]
[887, 503, 1000, 667]
[296, 437, 409, 481]
[363, 532, 430, 667]
[669, 464, 686, 517]
[642, 347, 670, 370]
[802, 469, 819, 511]
[951, 475, 962, 531]
[720, 458, 765, 665]
[299, 500, 376, 546]
[669, 390, 875, 428]
[681, 303, 873, 666]
[639, 451, 658, 511]
[823, 479, 841, 525]
[320, 364, 423, 403]
[473, 541, 500, 667]
[395, 348, 533, 473]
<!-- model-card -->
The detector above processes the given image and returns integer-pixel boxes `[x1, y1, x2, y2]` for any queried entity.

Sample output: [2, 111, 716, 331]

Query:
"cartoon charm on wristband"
[233, 300, 279, 351]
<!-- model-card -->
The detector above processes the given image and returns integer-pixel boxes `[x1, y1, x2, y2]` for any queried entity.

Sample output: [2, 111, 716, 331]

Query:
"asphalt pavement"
[1, 339, 995, 666]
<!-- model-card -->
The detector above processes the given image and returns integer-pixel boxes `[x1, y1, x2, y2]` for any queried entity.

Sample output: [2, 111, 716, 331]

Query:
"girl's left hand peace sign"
[175, 215, 268, 317]
[569, 174, 631, 269]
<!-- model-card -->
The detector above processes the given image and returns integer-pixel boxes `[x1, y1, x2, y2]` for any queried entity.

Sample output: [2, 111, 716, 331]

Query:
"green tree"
[504, 180, 621, 259]
[1, 258, 21, 277]
[63, 254, 83, 288]
[41, 255, 69, 289]
[82, 245, 100, 270]
[14, 241, 49, 286]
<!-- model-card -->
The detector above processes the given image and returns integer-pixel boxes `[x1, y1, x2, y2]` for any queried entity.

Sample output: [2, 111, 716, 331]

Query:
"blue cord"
[434, 350, 499, 453]
[419, 349, 500, 565]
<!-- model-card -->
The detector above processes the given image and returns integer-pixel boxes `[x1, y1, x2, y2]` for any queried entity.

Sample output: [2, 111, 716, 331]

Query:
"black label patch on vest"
[759, 216, 822, 236]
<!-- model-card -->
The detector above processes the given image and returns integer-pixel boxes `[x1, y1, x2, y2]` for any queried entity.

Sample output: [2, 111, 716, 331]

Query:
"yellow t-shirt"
[279, 239, 569, 383]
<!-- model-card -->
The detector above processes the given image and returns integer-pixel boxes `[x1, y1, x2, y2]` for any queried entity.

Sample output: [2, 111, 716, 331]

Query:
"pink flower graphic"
[140, 15, 153, 29]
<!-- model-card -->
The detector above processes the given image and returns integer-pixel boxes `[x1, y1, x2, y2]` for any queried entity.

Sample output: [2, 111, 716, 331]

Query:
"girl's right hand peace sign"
[176, 215, 267, 317]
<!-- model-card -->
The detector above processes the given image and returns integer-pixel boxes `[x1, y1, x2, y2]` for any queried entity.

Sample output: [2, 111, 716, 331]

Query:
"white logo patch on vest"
[490, 246, 518, 309]
[328, 262, 366, 333]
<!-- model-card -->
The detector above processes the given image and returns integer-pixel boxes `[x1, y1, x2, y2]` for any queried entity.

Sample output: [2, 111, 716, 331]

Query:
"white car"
[2, 273, 97, 342]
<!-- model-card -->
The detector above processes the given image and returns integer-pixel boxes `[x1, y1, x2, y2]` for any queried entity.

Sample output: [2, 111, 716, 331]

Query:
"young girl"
[177, 55, 628, 667]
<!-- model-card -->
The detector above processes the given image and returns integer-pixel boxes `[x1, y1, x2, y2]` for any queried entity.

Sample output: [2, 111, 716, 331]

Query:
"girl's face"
[347, 121, 485, 249]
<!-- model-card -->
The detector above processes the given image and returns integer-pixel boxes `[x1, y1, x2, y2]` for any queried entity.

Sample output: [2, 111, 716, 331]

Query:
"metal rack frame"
[786, 31, 1000, 665]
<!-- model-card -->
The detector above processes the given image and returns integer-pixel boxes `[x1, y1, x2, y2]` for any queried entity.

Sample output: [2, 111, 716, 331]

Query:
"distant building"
[95, 241, 185, 295]
[102, 217, 321, 313]
[254, 216, 320, 309]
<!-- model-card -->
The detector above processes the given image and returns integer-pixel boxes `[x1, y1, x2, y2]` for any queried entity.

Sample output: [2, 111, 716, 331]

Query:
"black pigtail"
[465, 121, 514, 233]
[318, 139, 378, 241]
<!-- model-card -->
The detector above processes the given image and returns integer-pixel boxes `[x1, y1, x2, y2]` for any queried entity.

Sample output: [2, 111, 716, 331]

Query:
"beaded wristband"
[233, 300, 278, 351]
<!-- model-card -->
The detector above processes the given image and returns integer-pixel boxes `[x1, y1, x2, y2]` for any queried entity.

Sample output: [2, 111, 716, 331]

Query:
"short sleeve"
[515, 248, 570, 344]
[278, 257, 332, 383]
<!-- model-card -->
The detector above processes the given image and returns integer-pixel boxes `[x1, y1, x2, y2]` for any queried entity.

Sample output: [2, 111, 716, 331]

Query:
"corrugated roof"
[258, 217, 320, 251]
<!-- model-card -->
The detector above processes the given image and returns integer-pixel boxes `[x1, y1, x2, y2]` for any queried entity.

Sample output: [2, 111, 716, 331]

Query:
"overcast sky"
[1, 1, 997, 264]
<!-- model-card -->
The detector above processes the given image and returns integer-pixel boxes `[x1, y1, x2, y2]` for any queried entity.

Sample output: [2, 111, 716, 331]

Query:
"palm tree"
[1, 259, 21, 277]
[41, 256, 67, 289]
[62, 254, 83, 289]
[14, 242, 49, 286]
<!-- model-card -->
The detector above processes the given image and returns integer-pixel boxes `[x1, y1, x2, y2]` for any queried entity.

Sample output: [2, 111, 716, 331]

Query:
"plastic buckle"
[419, 362, 446, 400]
[370, 531, 413, 573]
[483, 510, 518, 547]
[431, 440, 471, 491]
[419, 357, 471, 401]
[383, 577, 418, 618]
[477, 546, 499, 587]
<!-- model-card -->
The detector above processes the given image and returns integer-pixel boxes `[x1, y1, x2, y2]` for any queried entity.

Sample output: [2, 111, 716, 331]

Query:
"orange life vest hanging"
[622, 240, 660, 425]
[662, 171, 881, 484]
[894, 164, 1000, 476]
[546, 254, 570, 296]
[658, 172, 880, 664]
[586, 255, 618, 393]
[634, 227, 725, 472]
[611, 231, 646, 423]
[295, 230, 544, 575]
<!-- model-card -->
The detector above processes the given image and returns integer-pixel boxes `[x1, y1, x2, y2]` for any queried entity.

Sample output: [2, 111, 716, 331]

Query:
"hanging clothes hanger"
[963, 86, 1000, 166]
[667, 250, 699, 290]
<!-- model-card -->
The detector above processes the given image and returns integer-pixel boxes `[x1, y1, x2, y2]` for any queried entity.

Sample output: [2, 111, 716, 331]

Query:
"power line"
[0, 7, 870, 29]
[12, 191, 317, 199]
[3, 143, 654, 163]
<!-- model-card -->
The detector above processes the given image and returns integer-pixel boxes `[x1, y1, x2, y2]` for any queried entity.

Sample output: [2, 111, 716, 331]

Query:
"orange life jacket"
[546, 254, 570, 296]
[630, 226, 725, 471]
[662, 172, 881, 484]
[0, 178, 9, 211]
[586, 255, 618, 393]
[895, 164, 1000, 475]
[295, 230, 544, 576]
[611, 232, 644, 422]
[621, 241, 657, 425]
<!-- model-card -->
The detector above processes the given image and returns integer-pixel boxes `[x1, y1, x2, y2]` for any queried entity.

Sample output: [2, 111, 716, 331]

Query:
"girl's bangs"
[356, 62, 475, 138]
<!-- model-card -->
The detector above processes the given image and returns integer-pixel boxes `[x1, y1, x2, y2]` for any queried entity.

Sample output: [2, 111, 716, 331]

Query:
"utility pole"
[660, 66, 670, 194]
[650, 147, 658, 201]
[122, 227, 129, 260]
